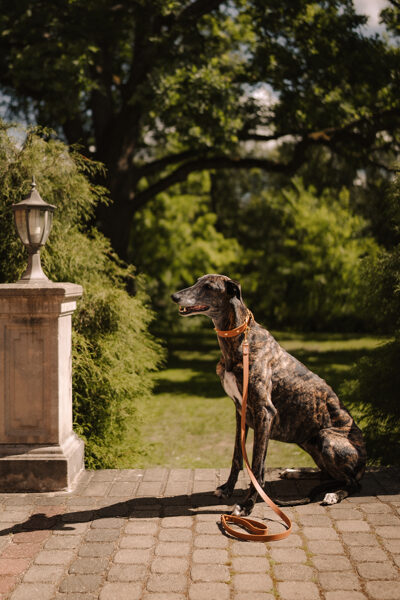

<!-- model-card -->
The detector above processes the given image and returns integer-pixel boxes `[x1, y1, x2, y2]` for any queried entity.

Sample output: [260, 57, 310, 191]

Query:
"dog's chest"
[223, 371, 243, 414]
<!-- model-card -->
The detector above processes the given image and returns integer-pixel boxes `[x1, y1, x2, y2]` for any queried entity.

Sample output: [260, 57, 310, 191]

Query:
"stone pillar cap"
[0, 281, 83, 299]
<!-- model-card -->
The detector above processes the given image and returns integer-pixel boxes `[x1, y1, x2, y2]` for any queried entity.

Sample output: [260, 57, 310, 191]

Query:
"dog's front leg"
[215, 410, 248, 500]
[232, 401, 276, 517]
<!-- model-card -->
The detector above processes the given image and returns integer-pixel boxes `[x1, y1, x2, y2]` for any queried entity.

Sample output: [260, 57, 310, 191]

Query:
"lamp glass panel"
[14, 209, 29, 245]
[28, 208, 46, 245]
[41, 211, 53, 245]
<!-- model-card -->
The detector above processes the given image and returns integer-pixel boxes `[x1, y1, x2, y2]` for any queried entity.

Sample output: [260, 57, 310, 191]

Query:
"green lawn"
[134, 326, 385, 469]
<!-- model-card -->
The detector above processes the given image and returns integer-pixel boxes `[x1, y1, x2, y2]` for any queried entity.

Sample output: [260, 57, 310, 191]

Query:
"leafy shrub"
[340, 337, 400, 465]
[131, 171, 240, 324]
[131, 173, 380, 332]
[0, 122, 164, 467]
[341, 179, 400, 465]
[237, 178, 380, 330]
[356, 245, 400, 335]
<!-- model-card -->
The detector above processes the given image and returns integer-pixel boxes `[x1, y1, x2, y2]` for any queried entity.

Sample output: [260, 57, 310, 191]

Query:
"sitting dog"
[171, 274, 366, 516]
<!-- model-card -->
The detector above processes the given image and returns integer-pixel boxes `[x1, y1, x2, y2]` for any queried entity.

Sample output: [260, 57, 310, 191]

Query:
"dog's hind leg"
[280, 440, 335, 481]
[307, 425, 366, 505]
[280, 468, 324, 480]
[270, 439, 349, 507]
[215, 411, 248, 500]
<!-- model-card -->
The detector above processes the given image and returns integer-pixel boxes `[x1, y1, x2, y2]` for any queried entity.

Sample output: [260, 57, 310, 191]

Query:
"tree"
[1, 0, 399, 258]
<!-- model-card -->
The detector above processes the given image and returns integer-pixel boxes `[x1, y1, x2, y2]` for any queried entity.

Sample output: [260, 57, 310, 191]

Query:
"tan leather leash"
[215, 314, 292, 542]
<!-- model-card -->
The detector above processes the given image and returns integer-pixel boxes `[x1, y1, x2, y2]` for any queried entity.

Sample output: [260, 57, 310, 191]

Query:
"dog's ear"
[226, 279, 243, 302]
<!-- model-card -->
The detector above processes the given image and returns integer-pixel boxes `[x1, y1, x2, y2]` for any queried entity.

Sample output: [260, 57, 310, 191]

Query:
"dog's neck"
[212, 300, 249, 333]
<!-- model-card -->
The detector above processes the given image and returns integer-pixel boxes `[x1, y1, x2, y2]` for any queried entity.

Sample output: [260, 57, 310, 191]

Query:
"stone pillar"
[0, 282, 85, 491]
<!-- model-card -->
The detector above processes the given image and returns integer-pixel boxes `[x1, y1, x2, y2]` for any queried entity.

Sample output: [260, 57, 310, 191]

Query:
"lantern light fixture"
[12, 177, 56, 283]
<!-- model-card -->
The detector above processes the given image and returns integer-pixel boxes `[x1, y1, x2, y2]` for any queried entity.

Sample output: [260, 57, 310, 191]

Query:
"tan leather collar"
[215, 312, 253, 338]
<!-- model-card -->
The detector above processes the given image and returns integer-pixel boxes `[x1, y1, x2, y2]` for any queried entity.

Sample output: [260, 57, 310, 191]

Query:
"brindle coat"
[171, 274, 366, 516]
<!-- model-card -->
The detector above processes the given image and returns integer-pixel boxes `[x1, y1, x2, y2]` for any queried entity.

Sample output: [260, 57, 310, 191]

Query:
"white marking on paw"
[232, 504, 243, 516]
[280, 468, 302, 480]
[322, 492, 339, 505]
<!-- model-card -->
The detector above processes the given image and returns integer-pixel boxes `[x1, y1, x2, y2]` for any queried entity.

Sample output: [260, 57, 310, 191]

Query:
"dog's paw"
[321, 492, 339, 505]
[279, 468, 301, 480]
[231, 503, 252, 517]
[214, 483, 233, 500]
[231, 503, 245, 516]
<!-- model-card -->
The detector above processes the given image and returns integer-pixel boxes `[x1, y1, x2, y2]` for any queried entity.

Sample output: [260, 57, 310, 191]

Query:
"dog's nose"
[171, 293, 180, 303]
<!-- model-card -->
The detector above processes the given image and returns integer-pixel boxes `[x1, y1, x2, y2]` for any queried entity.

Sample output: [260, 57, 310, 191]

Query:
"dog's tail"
[270, 479, 361, 507]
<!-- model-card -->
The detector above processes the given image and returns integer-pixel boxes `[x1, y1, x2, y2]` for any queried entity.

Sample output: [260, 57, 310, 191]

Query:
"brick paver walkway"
[0, 467, 399, 600]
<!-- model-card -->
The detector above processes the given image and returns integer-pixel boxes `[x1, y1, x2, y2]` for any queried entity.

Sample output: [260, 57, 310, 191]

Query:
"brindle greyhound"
[171, 274, 366, 516]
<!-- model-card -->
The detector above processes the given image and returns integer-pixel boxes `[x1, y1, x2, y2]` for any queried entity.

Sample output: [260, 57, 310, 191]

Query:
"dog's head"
[171, 274, 243, 318]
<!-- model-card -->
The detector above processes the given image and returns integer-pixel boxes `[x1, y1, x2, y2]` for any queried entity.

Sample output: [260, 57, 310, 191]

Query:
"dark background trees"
[1, 0, 400, 260]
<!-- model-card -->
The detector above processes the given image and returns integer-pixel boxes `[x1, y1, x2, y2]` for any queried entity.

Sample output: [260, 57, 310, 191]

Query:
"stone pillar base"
[0, 432, 84, 492]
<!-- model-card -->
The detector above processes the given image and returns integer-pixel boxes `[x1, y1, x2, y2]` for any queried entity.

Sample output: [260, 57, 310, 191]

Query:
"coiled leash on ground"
[215, 315, 292, 542]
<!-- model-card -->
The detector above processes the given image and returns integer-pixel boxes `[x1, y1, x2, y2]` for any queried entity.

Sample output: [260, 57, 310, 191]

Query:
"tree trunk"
[94, 112, 143, 261]
[96, 167, 137, 261]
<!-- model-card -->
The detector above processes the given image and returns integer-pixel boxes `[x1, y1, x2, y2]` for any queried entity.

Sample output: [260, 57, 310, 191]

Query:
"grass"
[134, 324, 385, 469]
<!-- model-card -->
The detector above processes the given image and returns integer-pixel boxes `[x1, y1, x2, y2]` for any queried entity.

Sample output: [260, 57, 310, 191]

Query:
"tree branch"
[135, 149, 206, 179]
[132, 108, 400, 209]
[308, 108, 400, 144]
[177, 0, 225, 22]
[241, 109, 400, 147]
[367, 159, 400, 173]
[134, 153, 304, 209]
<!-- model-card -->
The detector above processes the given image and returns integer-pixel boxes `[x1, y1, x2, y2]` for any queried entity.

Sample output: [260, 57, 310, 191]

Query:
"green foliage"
[236, 178, 379, 330]
[131, 172, 240, 321]
[340, 338, 400, 465]
[131, 171, 378, 332]
[341, 176, 400, 465]
[71, 279, 162, 468]
[354, 174, 400, 333]
[152, 11, 251, 150]
[357, 246, 400, 334]
[0, 0, 250, 150]
[0, 122, 164, 467]
[250, 0, 392, 134]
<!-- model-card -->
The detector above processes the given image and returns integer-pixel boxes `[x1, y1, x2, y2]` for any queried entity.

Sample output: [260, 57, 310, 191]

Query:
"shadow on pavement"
[1, 468, 398, 538]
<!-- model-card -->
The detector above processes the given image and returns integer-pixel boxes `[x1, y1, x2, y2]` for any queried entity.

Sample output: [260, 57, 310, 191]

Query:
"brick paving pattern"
[0, 467, 399, 599]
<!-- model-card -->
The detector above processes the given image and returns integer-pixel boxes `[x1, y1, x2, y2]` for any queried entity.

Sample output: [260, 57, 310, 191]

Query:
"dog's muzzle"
[178, 304, 208, 315]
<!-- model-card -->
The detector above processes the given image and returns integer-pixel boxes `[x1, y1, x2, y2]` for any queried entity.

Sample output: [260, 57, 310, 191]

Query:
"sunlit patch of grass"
[133, 328, 385, 469]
